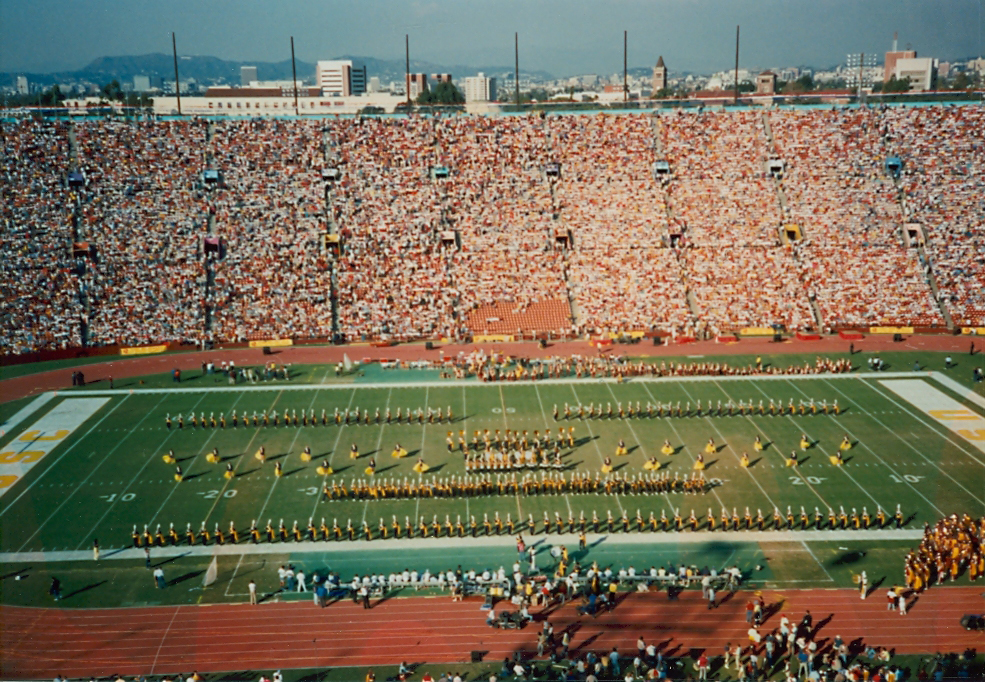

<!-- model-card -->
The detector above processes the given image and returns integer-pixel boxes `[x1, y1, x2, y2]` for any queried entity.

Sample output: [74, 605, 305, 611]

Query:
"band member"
[661, 440, 674, 456]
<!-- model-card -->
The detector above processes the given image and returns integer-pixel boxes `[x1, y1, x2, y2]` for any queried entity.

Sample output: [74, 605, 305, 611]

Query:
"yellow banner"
[120, 344, 167, 356]
[961, 327, 985, 335]
[248, 339, 294, 348]
[606, 331, 647, 340]
[473, 334, 514, 343]
[740, 327, 775, 336]
[869, 326, 914, 334]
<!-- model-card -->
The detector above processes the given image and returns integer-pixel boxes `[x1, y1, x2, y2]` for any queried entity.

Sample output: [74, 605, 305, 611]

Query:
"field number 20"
[790, 476, 826, 485]
[200, 489, 237, 499]
[889, 474, 924, 483]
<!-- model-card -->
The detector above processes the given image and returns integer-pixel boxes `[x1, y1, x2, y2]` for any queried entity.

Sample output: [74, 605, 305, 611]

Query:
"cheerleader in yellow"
[413, 457, 430, 474]
[753, 435, 764, 452]
[255, 446, 266, 464]
[174, 465, 184, 482]
[694, 453, 705, 471]
[316, 459, 334, 476]
[300, 446, 312, 463]
[829, 451, 844, 466]
[704, 438, 716, 455]
[274, 461, 283, 478]
[364, 457, 376, 476]
[206, 447, 220, 464]
[740, 451, 750, 468]
[799, 434, 811, 451]
[661, 440, 674, 456]
[350, 443, 359, 460]
[643, 455, 660, 471]
[601, 456, 613, 474]
[163, 449, 176, 464]
[224, 462, 235, 480]
[785, 451, 798, 467]
[615, 439, 628, 456]
[839, 435, 852, 451]
[391, 443, 408, 458]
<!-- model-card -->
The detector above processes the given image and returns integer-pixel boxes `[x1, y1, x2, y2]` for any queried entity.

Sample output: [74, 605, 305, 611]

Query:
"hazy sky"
[2, 0, 981, 76]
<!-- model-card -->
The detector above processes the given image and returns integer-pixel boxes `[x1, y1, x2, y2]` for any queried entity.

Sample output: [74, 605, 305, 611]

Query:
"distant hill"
[0, 53, 554, 89]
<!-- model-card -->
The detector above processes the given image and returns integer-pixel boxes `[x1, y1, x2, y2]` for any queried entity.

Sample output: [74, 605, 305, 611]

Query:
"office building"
[432, 73, 453, 84]
[241, 66, 258, 86]
[407, 73, 429, 100]
[16, 75, 28, 95]
[367, 76, 382, 93]
[464, 73, 497, 102]
[756, 71, 777, 95]
[893, 57, 938, 91]
[317, 60, 366, 97]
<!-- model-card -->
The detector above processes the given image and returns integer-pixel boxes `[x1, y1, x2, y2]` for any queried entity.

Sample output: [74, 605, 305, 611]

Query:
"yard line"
[712, 380, 834, 512]
[75, 394, 209, 549]
[800, 540, 835, 581]
[308, 388, 358, 522]
[145, 394, 247, 530]
[223, 552, 247, 598]
[533, 385, 578, 520]
[199, 390, 285, 526]
[16, 395, 166, 552]
[677, 382, 781, 513]
[605, 382, 680, 518]
[640, 382, 715, 517]
[0, 394, 129, 519]
[568, 385, 624, 517]
[251, 388, 325, 531]
[748, 380, 889, 514]
[865, 379, 985, 468]
[823, 379, 979, 510]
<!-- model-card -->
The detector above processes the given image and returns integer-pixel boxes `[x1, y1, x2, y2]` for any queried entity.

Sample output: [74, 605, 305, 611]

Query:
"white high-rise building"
[464, 73, 497, 103]
[16, 75, 28, 95]
[241, 66, 258, 86]
[317, 60, 366, 96]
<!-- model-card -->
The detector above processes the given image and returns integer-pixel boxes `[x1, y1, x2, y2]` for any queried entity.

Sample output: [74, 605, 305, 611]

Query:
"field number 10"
[101, 493, 136, 502]
[889, 474, 924, 483]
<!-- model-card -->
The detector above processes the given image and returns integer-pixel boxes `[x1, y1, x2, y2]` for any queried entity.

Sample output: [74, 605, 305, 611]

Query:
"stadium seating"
[2, 105, 973, 354]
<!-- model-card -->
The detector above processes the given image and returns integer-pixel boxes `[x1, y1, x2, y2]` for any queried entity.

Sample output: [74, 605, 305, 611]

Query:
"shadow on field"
[63, 580, 106, 600]
[168, 570, 205, 587]
[1, 567, 31, 581]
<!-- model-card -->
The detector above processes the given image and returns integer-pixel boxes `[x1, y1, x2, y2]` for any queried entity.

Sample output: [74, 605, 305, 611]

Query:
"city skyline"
[1, 0, 981, 78]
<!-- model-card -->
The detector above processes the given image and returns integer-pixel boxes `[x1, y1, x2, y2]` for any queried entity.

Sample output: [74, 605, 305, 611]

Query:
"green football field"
[2, 351, 983, 570]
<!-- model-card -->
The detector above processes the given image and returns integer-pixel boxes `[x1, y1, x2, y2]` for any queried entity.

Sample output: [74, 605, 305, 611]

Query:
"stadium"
[2, 55, 985, 682]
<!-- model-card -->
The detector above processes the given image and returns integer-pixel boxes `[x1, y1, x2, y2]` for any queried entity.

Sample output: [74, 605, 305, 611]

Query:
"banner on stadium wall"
[869, 326, 914, 335]
[606, 331, 646, 340]
[120, 344, 168, 356]
[740, 327, 775, 336]
[961, 327, 985, 336]
[474, 334, 514, 343]
[248, 339, 293, 348]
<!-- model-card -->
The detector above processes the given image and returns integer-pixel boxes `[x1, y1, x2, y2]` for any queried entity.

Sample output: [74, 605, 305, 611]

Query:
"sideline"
[0, 528, 923, 563]
[39, 370, 948, 395]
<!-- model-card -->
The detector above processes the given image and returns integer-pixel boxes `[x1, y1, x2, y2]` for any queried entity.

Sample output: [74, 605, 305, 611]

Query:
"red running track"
[1, 334, 975, 404]
[2, 588, 982, 679]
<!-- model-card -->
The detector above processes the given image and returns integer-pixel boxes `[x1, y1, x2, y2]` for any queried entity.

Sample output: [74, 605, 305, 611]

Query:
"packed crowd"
[0, 120, 79, 353]
[4, 105, 977, 354]
[890, 105, 985, 326]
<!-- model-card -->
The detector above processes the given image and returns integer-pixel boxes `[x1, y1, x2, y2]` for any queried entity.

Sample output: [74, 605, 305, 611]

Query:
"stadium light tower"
[846, 52, 877, 103]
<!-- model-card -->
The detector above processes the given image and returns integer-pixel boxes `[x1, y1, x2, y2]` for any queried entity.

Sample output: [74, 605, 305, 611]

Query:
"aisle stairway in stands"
[323, 126, 341, 341]
[66, 121, 92, 347]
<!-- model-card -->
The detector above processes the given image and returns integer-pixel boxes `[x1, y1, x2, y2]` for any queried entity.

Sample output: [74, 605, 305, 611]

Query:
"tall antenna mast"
[172, 32, 182, 115]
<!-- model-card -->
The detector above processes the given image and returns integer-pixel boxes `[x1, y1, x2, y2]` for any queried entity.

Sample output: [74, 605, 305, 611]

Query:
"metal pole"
[624, 30, 628, 102]
[515, 33, 520, 107]
[405, 35, 411, 107]
[733, 25, 740, 104]
[291, 37, 300, 116]
[172, 32, 182, 115]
